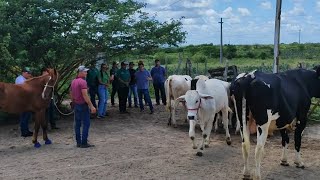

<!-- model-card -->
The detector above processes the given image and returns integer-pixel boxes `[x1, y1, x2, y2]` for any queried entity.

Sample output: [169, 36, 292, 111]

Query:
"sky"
[136, 0, 320, 45]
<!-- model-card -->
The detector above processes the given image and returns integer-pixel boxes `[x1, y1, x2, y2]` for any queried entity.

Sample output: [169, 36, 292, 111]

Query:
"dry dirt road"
[0, 104, 319, 180]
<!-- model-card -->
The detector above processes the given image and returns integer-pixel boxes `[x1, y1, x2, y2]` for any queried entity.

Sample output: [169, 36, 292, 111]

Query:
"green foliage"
[192, 52, 207, 63]
[225, 44, 237, 59]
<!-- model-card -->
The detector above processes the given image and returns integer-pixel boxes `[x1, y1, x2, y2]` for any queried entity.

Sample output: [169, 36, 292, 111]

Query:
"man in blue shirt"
[135, 61, 154, 114]
[15, 67, 33, 137]
[150, 59, 166, 105]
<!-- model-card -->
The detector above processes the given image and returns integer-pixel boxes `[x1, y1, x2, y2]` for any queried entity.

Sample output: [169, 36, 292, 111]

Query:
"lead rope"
[51, 86, 74, 116]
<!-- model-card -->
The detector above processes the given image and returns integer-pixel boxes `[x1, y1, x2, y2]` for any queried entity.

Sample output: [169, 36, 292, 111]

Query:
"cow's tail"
[165, 76, 173, 112]
[232, 95, 241, 135]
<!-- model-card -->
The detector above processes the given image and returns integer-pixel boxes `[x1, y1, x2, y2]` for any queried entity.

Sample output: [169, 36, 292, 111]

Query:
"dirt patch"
[0, 103, 320, 180]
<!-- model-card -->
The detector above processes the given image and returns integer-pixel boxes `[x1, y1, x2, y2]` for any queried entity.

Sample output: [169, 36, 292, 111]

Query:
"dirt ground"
[0, 103, 320, 180]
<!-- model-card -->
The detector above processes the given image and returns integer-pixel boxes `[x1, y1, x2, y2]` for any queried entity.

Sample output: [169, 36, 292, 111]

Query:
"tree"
[225, 44, 237, 59]
[0, 0, 186, 104]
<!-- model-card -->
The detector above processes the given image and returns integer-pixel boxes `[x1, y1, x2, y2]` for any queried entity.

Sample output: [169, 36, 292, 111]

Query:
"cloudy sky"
[136, 0, 320, 45]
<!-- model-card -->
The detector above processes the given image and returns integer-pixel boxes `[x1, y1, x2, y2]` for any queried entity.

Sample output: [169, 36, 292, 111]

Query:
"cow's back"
[197, 79, 229, 111]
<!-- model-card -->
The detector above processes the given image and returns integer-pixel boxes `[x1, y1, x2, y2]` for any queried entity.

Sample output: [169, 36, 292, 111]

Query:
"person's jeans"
[20, 112, 32, 135]
[88, 86, 98, 108]
[138, 89, 153, 111]
[74, 104, 90, 145]
[128, 84, 138, 107]
[153, 82, 166, 105]
[98, 85, 108, 117]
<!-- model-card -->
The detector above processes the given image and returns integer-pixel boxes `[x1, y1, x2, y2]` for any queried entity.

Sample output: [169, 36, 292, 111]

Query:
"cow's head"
[176, 90, 213, 121]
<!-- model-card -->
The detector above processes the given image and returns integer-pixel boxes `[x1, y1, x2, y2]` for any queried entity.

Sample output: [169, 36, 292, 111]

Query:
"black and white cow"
[230, 67, 320, 180]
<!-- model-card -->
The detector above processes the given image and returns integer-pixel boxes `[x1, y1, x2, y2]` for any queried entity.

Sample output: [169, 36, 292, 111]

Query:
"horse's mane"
[25, 74, 49, 83]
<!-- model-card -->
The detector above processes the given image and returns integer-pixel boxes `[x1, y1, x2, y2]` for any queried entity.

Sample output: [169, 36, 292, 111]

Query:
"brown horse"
[0, 68, 59, 148]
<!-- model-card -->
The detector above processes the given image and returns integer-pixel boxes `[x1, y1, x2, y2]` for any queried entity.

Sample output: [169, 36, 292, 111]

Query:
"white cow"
[194, 75, 209, 80]
[176, 79, 232, 156]
[165, 75, 192, 127]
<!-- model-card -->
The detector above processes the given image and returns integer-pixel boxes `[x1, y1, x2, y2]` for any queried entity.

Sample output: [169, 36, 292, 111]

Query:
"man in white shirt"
[15, 67, 33, 137]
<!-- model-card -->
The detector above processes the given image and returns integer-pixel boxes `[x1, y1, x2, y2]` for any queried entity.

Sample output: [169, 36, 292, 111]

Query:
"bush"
[192, 53, 207, 63]
[259, 52, 267, 60]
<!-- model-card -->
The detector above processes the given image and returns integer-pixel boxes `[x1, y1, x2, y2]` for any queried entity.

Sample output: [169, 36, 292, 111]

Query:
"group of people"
[70, 59, 167, 148]
[15, 67, 58, 137]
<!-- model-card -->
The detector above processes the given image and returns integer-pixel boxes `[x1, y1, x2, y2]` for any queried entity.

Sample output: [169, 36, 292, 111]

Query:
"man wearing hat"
[135, 61, 154, 114]
[15, 67, 33, 137]
[115, 61, 130, 113]
[110, 61, 119, 106]
[70, 65, 96, 148]
[128, 62, 138, 108]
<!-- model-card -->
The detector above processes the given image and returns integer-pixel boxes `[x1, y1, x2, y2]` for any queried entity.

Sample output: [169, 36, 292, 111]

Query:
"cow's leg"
[254, 122, 269, 180]
[214, 113, 219, 132]
[171, 99, 180, 128]
[204, 118, 214, 148]
[294, 115, 307, 168]
[189, 120, 197, 150]
[32, 112, 42, 148]
[280, 129, 289, 166]
[241, 121, 251, 180]
[197, 121, 206, 156]
[222, 108, 231, 145]
[254, 110, 278, 180]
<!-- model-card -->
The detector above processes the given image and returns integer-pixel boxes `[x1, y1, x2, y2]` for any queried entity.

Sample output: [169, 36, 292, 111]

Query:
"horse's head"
[42, 68, 59, 100]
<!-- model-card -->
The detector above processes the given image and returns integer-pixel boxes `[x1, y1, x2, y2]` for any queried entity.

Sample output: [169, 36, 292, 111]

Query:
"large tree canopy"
[0, 0, 186, 104]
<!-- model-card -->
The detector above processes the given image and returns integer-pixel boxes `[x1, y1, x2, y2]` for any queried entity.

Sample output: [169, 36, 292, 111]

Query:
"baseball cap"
[112, 61, 119, 65]
[121, 61, 128, 66]
[78, 65, 89, 72]
[22, 67, 32, 73]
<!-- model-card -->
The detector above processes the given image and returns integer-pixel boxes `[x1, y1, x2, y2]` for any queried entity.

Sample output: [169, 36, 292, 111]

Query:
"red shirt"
[71, 77, 88, 104]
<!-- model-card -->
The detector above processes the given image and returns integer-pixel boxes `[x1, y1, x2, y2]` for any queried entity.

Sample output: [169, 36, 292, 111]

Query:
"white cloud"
[237, 8, 251, 16]
[260, 1, 272, 10]
[316, 1, 320, 11]
[287, 3, 305, 16]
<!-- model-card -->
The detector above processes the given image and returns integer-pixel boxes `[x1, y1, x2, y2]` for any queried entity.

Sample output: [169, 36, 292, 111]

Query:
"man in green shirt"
[86, 62, 99, 109]
[97, 63, 110, 118]
[116, 61, 130, 113]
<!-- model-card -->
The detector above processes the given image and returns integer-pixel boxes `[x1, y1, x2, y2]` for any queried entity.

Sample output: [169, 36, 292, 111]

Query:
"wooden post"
[273, 0, 282, 73]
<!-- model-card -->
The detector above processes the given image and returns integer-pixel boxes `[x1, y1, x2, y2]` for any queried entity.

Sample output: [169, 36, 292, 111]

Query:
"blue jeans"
[128, 84, 138, 106]
[88, 86, 98, 108]
[98, 85, 108, 117]
[20, 112, 32, 135]
[138, 89, 153, 111]
[74, 104, 90, 145]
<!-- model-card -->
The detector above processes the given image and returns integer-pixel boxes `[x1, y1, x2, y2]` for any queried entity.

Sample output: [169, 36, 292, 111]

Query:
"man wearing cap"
[70, 65, 96, 148]
[115, 61, 130, 113]
[86, 62, 99, 111]
[128, 62, 138, 108]
[110, 61, 119, 106]
[15, 67, 33, 137]
[150, 59, 167, 105]
[135, 61, 154, 114]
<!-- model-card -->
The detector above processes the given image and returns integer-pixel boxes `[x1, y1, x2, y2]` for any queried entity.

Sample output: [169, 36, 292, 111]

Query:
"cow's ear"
[176, 95, 186, 102]
[199, 93, 213, 99]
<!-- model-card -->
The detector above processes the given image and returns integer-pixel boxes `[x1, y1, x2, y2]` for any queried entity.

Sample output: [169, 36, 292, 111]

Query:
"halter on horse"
[0, 68, 59, 148]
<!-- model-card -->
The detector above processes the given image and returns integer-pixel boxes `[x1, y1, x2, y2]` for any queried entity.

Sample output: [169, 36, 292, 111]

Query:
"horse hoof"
[205, 144, 209, 148]
[34, 142, 41, 148]
[45, 139, 52, 145]
[196, 152, 203, 157]
[280, 161, 289, 166]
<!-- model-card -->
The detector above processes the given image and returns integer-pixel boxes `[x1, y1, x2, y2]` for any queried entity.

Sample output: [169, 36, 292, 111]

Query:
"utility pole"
[219, 18, 223, 64]
[273, 0, 282, 73]
[299, 29, 301, 44]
